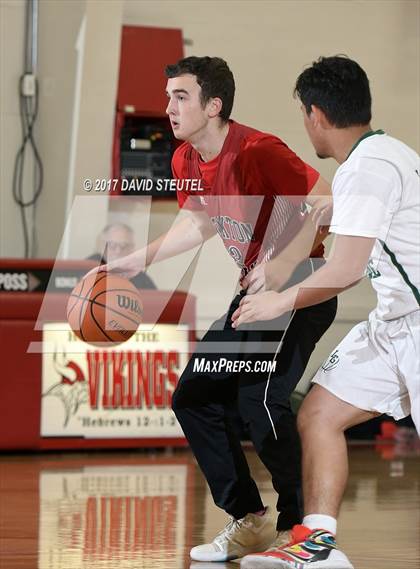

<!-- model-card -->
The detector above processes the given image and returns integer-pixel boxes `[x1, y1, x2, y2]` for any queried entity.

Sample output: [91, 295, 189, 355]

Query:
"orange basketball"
[66, 272, 143, 345]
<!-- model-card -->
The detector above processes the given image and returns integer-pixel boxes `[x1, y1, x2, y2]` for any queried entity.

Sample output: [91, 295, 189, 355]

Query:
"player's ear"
[311, 105, 330, 129]
[208, 97, 223, 119]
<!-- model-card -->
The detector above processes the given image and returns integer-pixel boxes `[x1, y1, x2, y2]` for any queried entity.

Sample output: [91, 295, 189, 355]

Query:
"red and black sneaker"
[240, 524, 354, 568]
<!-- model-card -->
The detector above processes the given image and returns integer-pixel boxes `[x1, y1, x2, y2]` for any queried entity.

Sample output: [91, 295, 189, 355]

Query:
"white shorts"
[312, 309, 420, 434]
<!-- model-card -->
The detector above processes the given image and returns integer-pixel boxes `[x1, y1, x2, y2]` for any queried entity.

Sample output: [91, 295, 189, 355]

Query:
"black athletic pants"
[172, 262, 337, 530]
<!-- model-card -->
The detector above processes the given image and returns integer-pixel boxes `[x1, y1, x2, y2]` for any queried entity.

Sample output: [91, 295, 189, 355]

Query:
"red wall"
[117, 26, 184, 116]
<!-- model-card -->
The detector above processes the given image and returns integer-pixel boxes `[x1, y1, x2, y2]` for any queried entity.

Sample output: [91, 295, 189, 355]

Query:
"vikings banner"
[41, 323, 189, 438]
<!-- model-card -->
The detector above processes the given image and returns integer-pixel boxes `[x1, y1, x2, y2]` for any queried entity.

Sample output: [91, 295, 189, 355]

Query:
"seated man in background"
[87, 223, 156, 290]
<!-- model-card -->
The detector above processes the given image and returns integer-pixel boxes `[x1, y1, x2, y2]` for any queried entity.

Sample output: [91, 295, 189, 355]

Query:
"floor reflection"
[39, 464, 190, 569]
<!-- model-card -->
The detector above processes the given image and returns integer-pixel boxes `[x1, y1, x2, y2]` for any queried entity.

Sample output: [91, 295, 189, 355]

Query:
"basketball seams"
[67, 273, 141, 344]
[67, 272, 108, 319]
[69, 292, 141, 327]
[90, 299, 140, 327]
[67, 295, 79, 319]
[78, 294, 87, 342]
[77, 277, 89, 341]
[89, 301, 117, 342]
[87, 272, 108, 291]
[91, 303, 138, 342]
[66, 277, 87, 318]
[67, 292, 86, 318]
[90, 290, 143, 326]
[77, 274, 107, 342]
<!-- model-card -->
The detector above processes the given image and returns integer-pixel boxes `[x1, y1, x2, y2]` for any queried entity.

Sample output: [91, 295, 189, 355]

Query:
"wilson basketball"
[66, 272, 143, 345]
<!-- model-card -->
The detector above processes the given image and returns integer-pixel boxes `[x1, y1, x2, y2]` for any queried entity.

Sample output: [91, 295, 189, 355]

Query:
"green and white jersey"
[330, 131, 420, 320]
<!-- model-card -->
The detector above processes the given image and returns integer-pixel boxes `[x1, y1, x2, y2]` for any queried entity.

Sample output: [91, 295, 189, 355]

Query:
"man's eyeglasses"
[105, 241, 133, 251]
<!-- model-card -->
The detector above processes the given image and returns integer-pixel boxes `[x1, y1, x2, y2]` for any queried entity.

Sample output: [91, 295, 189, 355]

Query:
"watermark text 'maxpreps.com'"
[193, 358, 276, 374]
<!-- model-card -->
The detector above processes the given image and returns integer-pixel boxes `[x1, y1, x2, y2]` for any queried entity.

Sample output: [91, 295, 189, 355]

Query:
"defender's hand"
[241, 263, 267, 294]
[241, 261, 295, 295]
[311, 200, 333, 229]
[231, 291, 289, 327]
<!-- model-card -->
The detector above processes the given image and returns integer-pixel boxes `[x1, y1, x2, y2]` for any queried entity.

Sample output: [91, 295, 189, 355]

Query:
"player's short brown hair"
[165, 56, 235, 122]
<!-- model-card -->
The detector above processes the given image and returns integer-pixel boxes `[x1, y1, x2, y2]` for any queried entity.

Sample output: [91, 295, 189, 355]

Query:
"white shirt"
[330, 131, 420, 320]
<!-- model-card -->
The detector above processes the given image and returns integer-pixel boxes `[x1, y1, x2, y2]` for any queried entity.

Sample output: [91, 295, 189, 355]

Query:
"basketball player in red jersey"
[97, 57, 337, 563]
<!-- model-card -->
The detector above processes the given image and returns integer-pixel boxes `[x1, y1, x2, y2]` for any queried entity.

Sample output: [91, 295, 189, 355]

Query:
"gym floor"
[1, 441, 419, 569]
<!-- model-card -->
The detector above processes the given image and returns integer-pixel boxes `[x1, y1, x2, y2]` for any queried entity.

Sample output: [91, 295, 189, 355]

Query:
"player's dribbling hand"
[231, 291, 289, 327]
[85, 250, 146, 280]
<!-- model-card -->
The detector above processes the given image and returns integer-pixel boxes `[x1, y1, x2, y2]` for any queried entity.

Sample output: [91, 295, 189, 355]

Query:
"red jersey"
[172, 120, 323, 277]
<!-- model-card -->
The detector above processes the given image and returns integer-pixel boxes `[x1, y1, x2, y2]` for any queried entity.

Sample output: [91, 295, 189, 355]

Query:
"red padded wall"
[117, 26, 184, 116]
[0, 288, 195, 451]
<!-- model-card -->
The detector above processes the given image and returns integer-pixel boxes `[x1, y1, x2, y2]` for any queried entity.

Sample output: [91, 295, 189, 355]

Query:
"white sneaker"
[190, 508, 277, 562]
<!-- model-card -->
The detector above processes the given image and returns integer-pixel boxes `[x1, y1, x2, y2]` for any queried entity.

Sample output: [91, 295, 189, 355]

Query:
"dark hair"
[294, 56, 372, 127]
[165, 56, 235, 122]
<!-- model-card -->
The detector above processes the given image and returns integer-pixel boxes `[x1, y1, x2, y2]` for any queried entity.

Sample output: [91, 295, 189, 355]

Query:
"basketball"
[66, 272, 143, 344]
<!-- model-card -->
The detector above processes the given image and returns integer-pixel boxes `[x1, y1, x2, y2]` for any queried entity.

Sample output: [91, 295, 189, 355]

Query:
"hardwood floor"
[1, 442, 419, 569]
